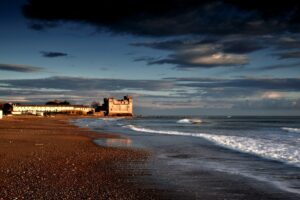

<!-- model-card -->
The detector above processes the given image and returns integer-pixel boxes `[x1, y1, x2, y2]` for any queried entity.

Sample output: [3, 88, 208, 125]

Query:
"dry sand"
[0, 116, 162, 199]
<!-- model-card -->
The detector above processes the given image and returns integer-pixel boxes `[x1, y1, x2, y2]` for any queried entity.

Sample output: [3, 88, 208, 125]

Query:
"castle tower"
[106, 95, 133, 116]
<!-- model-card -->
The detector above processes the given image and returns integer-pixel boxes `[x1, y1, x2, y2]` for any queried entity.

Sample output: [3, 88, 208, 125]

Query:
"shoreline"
[0, 115, 166, 199]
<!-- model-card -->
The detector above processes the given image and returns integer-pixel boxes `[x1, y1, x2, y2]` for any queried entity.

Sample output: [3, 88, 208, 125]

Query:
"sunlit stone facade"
[105, 96, 133, 116]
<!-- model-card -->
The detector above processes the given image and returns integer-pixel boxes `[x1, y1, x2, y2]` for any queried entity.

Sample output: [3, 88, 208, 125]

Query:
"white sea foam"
[177, 118, 202, 124]
[199, 134, 300, 168]
[100, 117, 124, 121]
[125, 125, 300, 167]
[125, 125, 191, 136]
[281, 127, 300, 133]
[177, 119, 192, 124]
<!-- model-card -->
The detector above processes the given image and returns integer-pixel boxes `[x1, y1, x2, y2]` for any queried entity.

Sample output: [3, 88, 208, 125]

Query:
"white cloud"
[190, 53, 248, 66]
[261, 91, 283, 99]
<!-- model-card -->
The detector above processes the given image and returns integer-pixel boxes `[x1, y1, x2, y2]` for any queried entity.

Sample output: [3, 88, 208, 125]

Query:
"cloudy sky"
[0, 0, 300, 115]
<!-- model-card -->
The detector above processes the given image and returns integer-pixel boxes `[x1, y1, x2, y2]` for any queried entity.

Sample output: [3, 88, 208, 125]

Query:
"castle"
[96, 96, 133, 116]
[104, 96, 133, 116]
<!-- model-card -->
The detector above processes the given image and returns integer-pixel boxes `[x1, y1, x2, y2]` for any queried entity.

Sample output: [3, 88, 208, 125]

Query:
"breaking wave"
[100, 117, 124, 121]
[281, 127, 300, 133]
[125, 125, 300, 167]
[177, 119, 192, 124]
[177, 118, 202, 124]
[125, 125, 194, 136]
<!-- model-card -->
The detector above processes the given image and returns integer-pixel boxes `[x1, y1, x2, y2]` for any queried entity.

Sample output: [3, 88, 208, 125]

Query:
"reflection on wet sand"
[95, 138, 133, 148]
[106, 138, 132, 147]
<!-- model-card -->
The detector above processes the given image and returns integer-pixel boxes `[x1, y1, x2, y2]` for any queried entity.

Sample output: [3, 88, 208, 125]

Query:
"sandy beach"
[0, 116, 162, 199]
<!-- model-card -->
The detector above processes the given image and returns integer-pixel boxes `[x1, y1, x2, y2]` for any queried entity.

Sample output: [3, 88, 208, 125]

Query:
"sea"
[73, 116, 300, 199]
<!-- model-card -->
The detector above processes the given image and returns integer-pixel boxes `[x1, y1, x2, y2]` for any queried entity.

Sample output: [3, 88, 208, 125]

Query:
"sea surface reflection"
[95, 138, 133, 148]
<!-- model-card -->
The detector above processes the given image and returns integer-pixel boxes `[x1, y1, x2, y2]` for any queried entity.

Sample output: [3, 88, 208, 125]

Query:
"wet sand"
[0, 116, 164, 199]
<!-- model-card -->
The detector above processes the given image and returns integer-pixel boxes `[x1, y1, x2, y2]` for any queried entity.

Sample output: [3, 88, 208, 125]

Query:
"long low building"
[11, 104, 94, 115]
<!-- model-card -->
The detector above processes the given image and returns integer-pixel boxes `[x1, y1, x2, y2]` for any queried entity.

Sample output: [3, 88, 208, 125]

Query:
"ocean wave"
[281, 127, 300, 133]
[177, 119, 191, 124]
[125, 125, 300, 167]
[73, 118, 124, 129]
[199, 134, 300, 168]
[124, 125, 192, 136]
[177, 118, 202, 124]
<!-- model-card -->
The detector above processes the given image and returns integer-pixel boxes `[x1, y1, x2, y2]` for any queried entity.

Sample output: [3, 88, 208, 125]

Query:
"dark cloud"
[133, 34, 300, 69]
[132, 37, 265, 54]
[0, 76, 174, 91]
[222, 40, 265, 54]
[131, 40, 211, 51]
[259, 62, 300, 70]
[40, 51, 68, 58]
[99, 67, 109, 71]
[0, 63, 43, 73]
[276, 35, 300, 50]
[29, 23, 44, 31]
[147, 53, 248, 69]
[167, 77, 300, 91]
[232, 99, 300, 110]
[274, 51, 300, 59]
[0, 87, 120, 104]
[181, 88, 259, 100]
[29, 22, 58, 31]
[0, 89, 58, 97]
[2, 76, 300, 96]
[22, 0, 300, 36]
[133, 56, 159, 63]
[22, 0, 300, 71]
[132, 37, 268, 68]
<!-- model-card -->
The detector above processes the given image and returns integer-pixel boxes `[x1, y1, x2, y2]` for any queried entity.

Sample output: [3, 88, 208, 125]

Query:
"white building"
[11, 104, 94, 115]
